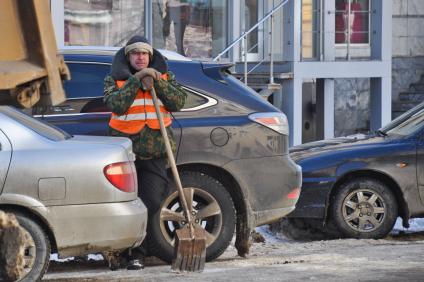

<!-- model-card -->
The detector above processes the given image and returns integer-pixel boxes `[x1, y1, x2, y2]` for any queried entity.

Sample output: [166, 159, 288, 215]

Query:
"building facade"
[49, 0, 419, 145]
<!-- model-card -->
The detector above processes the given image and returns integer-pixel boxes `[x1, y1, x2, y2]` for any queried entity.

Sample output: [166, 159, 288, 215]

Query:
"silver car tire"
[14, 213, 51, 282]
[332, 177, 398, 239]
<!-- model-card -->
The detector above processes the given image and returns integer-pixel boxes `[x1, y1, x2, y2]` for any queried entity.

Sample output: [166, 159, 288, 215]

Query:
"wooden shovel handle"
[150, 87, 194, 237]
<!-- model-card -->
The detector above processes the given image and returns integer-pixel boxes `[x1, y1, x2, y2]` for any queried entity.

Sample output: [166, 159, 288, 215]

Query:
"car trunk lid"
[69, 135, 136, 162]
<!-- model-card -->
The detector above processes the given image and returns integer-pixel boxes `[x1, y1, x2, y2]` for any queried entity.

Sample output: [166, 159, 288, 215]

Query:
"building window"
[64, 0, 144, 46]
[302, 0, 320, 59]
[244, 0, 259, 54]
[335, 0, 370, 44]
[152, 0, 227, 59]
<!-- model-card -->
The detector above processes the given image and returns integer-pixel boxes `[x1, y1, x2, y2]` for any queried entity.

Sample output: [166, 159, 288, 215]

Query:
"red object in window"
[350, 3, 365, 43]
[335, 2, 365, 44]
[335, 3, 346, 43]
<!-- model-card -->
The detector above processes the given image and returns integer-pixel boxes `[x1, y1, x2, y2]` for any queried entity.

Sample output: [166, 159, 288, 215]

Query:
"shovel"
[150, 86, 206, 272]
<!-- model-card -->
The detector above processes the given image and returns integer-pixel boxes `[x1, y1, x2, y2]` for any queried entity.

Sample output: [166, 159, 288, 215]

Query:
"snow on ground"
[45, 217, 424, 281]
[255, 225, 289, 243]
[50, 253, 104, 263]
[392, 217, 424, 233]
[49, 217, 424, 264]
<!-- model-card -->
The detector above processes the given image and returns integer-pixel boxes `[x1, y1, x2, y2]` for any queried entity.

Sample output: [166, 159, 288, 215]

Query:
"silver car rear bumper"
[36, 198, 147, 258]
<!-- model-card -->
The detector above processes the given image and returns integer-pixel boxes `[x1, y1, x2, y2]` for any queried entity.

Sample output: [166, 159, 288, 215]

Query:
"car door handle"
[52, 105, 75, 112]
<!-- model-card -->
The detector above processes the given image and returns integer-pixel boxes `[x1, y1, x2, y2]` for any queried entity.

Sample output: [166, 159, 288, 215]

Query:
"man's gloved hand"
[134, 68, 162, 80]
[134, 68, 162, 90]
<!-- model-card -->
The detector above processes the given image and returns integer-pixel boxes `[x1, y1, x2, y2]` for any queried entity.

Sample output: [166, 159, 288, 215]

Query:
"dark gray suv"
[35, 48, 302, 263]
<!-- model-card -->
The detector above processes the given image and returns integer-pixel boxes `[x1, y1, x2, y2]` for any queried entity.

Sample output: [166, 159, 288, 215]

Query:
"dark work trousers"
[136, 157, 170, 215]
[127, 157, 170, 260]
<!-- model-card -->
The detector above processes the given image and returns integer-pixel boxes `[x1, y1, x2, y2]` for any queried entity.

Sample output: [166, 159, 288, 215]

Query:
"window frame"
[179, 86, 218, 112]
[334, 0, 371, 47]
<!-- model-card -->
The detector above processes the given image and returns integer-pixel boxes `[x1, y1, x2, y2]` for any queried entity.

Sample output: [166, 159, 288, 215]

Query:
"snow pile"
[392, 217, 424, 233]
[50, 253, 103, 262]
[258, 217, 424, 242]
[50, 218, 424, 263]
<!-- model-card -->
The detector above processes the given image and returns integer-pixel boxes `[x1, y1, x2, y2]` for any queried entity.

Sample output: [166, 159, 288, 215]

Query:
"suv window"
[180, 87, 216, 111]
[31, 62, 111, 116]
[64, 62, 111, 98]
[183, 91, 208, 109]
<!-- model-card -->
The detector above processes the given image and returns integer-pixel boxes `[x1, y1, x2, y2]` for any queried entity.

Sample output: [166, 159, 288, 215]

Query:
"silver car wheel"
[12, 213, 50, 281]
[159, 187, 223, 247]
[342, 189, 386, 232]
[21, 228, 37, 278]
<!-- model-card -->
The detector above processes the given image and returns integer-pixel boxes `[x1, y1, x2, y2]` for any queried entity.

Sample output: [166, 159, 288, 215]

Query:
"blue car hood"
[289, 133, 388, 161]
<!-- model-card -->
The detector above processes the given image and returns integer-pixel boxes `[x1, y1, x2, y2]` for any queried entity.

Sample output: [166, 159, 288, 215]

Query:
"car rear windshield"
[385, 108, 424, 137]
[0, 106, 71, 141]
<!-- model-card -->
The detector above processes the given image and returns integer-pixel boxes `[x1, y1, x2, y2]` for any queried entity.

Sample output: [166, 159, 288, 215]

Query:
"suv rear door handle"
[52, 105, 75, 112]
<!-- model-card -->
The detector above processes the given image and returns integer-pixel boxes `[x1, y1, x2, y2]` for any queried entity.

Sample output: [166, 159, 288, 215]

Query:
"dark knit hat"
[110, 35, 168, 80]
[124, 36, 153, 55]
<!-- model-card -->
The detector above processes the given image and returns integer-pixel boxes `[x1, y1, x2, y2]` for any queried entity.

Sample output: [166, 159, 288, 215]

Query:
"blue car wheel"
[332, 177, 398, 239]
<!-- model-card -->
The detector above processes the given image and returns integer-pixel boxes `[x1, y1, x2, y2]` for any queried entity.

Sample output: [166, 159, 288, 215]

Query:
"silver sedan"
[0, 106, 147, 281]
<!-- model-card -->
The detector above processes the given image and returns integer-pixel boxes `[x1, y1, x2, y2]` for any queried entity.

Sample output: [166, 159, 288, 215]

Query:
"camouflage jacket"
[104, 71, 187, 160]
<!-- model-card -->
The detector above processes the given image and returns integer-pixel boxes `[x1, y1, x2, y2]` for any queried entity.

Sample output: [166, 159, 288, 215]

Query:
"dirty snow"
[392, 217, 424, 233]
[44, 217, 424, 281]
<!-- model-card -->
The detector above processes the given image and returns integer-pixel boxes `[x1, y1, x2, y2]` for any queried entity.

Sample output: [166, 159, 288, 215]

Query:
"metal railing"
[213, 0, 373, 86]
[213, 0, 289, 85]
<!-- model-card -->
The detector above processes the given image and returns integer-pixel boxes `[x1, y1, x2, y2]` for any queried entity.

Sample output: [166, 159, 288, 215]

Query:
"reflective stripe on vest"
[109, 73, 172, 134]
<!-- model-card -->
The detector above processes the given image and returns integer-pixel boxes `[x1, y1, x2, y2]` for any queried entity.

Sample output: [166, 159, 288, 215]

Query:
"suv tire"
[144, 171, 236, 263]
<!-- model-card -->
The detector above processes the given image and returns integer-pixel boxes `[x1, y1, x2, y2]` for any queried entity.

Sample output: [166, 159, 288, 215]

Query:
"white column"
[322, 0, 335, 61]
[231, 0, 242, 61]
[324, 79, 334, 139]
[371, 77, 392, 130]
[282, 78, 303, 146]
[50, 0, 64, 48]
[371, 0, 392, 61]
[317, 78, 335, 139]
[283, 0, 301, 62]
[145, 1, 153, 43]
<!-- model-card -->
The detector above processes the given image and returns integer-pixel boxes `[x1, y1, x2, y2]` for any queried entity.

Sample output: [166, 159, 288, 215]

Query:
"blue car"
[284, 103, 424, 240]
[33, 48, 302, 262]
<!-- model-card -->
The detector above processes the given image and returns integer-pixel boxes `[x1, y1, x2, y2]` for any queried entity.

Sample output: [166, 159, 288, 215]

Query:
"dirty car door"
[0, 128, 12, 194]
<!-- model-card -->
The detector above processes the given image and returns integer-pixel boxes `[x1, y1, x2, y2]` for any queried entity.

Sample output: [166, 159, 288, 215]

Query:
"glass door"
[242, 0, 265, 61]
[301, 0, 320, 60]
[152, 0, 228, 59]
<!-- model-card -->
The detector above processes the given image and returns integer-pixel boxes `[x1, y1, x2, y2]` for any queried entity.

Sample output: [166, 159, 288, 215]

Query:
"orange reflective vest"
[109, 73, 172, 134]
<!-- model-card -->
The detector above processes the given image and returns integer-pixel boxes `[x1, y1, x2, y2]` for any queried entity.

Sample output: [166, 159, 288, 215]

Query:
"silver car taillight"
[104, 162, 136, 193]
[248, 112, 289, 135]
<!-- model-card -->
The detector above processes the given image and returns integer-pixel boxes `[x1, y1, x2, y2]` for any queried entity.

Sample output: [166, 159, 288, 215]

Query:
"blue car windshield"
[385, 108, 424, 136]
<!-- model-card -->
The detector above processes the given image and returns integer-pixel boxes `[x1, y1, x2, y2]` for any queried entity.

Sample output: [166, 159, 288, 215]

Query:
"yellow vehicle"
[0, 0, 69, 109]
[0, 1, 148, 281]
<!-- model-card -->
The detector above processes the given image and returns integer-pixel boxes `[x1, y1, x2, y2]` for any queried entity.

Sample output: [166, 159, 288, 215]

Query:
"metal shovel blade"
[172, 226, 206, 272]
